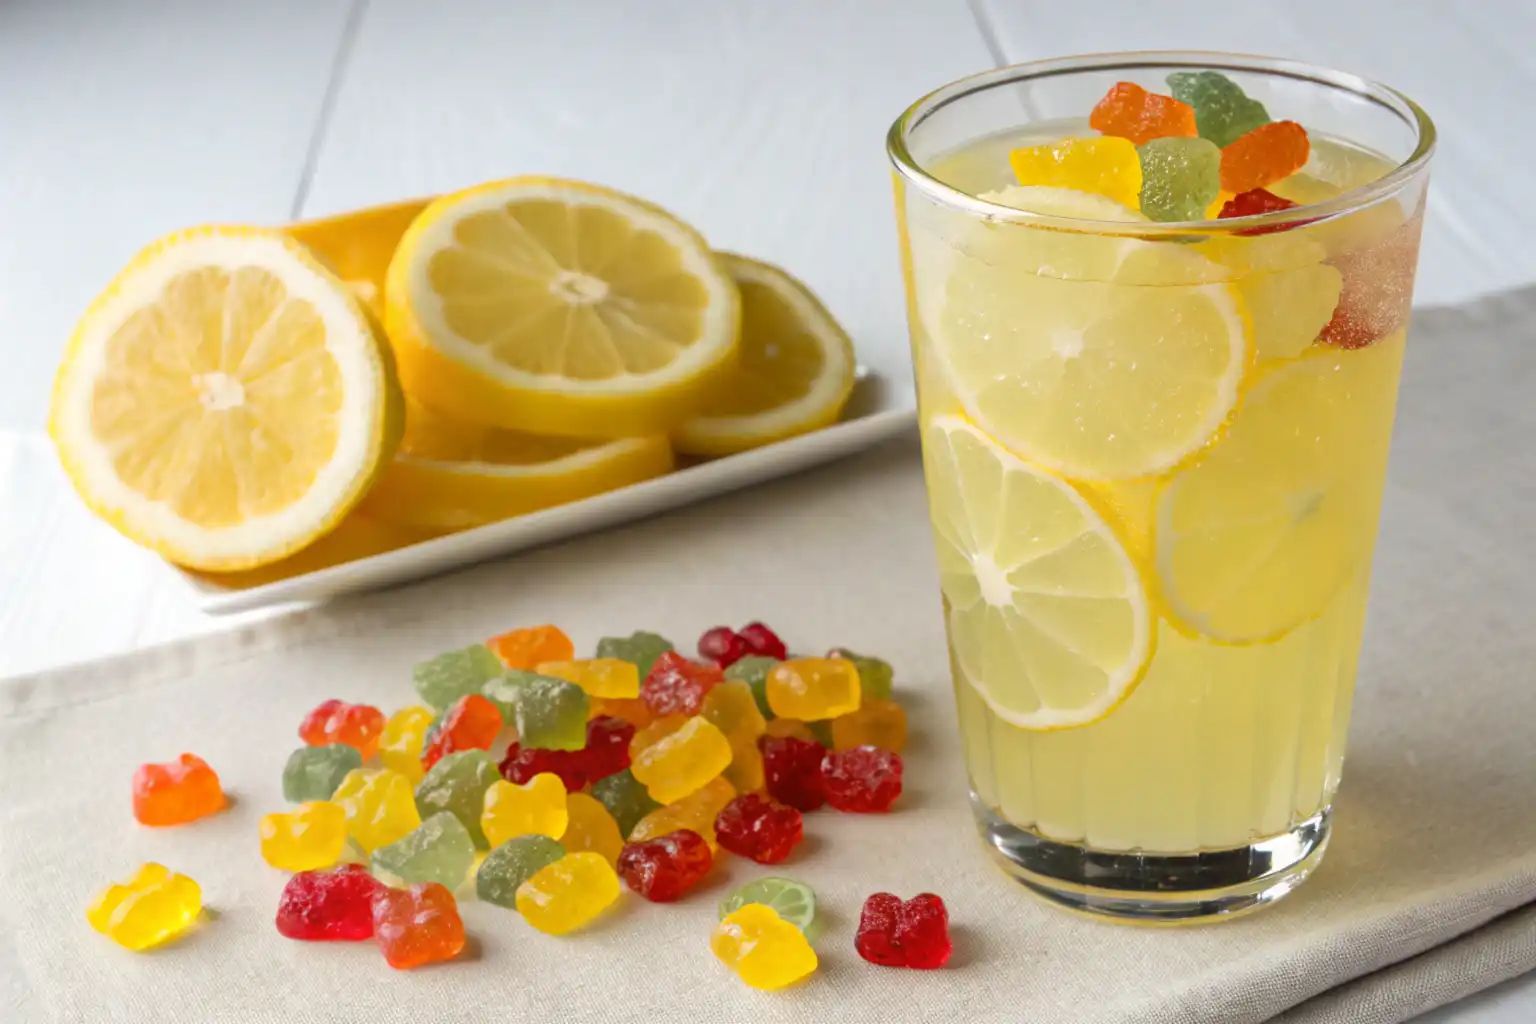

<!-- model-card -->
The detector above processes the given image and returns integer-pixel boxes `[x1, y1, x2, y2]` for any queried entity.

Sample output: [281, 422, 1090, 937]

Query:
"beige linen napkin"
[2, 288, 1533, 1023]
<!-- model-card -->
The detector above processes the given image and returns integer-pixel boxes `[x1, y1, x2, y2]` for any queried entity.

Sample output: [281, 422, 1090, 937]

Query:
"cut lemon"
[286, 196, 431, 317]
[1155, 333, 1406, 643]
[933, 187, 1248, 481]
[925, 415, 1152, 729]
[672, 253, 856, 456]
[385, 177, 739, 438]
[49, 226, 401, 570]
[358, 400, 672, 531]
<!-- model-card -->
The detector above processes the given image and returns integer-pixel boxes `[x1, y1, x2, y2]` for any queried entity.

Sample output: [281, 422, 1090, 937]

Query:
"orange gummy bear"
[298, 700, 386, 760]
[132, 754, 225, 826]
[1089, 82, 1197, 146]
[588, 696, 655, 730]
[1219, 120, 1310, 194]
[488, 625, 574, 670]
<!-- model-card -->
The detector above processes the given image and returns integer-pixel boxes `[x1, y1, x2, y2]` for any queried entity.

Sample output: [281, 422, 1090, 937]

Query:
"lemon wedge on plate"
[385, 177, 739, 438]
[672, 254, 856, 456]
[49, 226, 401, 571]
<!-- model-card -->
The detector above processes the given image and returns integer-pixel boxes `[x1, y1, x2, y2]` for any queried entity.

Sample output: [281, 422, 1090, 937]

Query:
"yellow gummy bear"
[86, 863, 202, 951]
[378, 706, 434, 783]
[628, 776, 736, 850]
[535, 658, 640, 699]
[712, 903, 818, 990]
[701, 681, 768, 793]
[515, 851, 620, 934]
[333, 768, 422, 853]
[765, 659, 861, 721]
[630, 716, 733, 805]
[481, 773, 569, 847]
[259, 801, 349, 871]
[559, 792, 625, 866]
[1008, 136, 1142, 210]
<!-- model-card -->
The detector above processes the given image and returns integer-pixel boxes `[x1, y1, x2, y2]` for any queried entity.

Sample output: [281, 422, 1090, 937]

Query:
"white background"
[0, 2, 1530, 1017]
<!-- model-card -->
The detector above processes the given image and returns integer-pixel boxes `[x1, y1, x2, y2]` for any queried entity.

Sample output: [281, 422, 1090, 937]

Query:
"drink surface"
[904, 121, 1415, 853]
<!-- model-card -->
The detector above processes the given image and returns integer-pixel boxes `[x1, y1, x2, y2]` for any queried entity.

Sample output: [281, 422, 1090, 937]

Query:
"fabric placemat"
[2, 287, 1533, 1023]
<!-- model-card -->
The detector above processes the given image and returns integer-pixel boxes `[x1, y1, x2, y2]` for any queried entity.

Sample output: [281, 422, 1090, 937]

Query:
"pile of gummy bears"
[88, 620, 950, 989]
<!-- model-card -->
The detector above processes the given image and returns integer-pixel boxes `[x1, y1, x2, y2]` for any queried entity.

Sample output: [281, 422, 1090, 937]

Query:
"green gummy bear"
[827, 648, 894, 702]
[282, 744, 362, 803]
[414, 750, 499, 848]
[508, 672, 588, 751]
[480, 673, 526, 721]
[595, 631, 674, 679]
[476, 835, 566, 909]
[1167, 70, 1270, 148]
[589, 769, 662, 838]
[1137, 137, 1222, 222]
[725, 656, 780, 720]
[413, 645, 504, 712]
[371, 811, 476, 889]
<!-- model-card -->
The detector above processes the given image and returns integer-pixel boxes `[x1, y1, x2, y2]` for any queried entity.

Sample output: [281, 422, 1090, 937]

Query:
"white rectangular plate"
[179, 376, 915, 614]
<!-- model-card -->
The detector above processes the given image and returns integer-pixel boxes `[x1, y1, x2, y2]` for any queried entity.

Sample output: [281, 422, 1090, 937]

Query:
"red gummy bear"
[1217, 188, 1305, 236]
[583, 715, 635, 782]
[698, 626, 750, 667]
[131, 753, 225, 827]
[616, 829, 714, 902]
[299, 699, 386, 760]
[759, 734, 826, 812]
[499, 743, 588, 792]
[821, 746, 903, 813]
[276, 864, 380, 941]
[421, 694, 502, 770]
[738, 621, 788, 660]
[371, 882, 465, 970]
[714, 793, 804, 864]
[856, 892, 952, 969]
[641, 651, 723, 717]
[1320, 213, 1423, 349]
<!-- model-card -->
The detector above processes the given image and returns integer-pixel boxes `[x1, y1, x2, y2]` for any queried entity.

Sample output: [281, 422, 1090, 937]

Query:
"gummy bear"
[582, 714, 635, 782]
[414, 644, 505, 712]
[641, 651, 723, 717]
[275, 864, 379, 941]
[260, 801, 349, 871]
[701, 680, 768, 793]
[763, 718, 821, 744]
[421, 693, 502, 770]
[765, 658, 861, 721]
[726, 743, 766, 794]
[86, 863, 202, 951]
[1320, 212, 1422, 349]
[132, 753, 225, 826]
[628, 776, 737, 850]
[476, 834, 566, 908]
[414, 749, 500, 848]
[1137, 136, 1222, 222]
[515, 851, 621, 935]
[487, 624, 574, 670]
[560, 792, 625, 866]
[617, 829, 714, 902]
[631, 716, 734, 804]
[482, 774, 569, 847]
[507, 671, 590, 751]
[333, 768, 422, 853]
[587, 696, 655, 731]
[499, 743, 588, 792]
[378, 706, 434, 783]
[372, 882, 465, 969]
[821, 746, 903, 813]
[1217, 187, 1301, 235]
[628, 713, 689, 760]
[1167, 70, 1270, 148]
[830, 699, 908, 754]
[298, 699, 386, 760]
[1009, 136, 1142, 209]
[712, 903, 818, 990]
[1220, 120, 1310, 195]
[1090, 81, 1197, 146]
[760, 734, 827, 811]
[590, 769, 662, 838]
[724, 655, 780, 719]
[595, 630, 675, 679]
[714, 793, 803, 864]
[825, 649, 893, 702]
[855, 892, 951, 969]
[738, 622, 788, 660]
[282, 745, 361, 805]
[698, 625, 751, 667]
[537, 658, 640, 699]
[371, 811, 477, 889]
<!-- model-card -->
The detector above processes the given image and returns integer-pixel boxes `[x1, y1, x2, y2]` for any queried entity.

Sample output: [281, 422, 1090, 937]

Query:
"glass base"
[974, 799, 1331, 924]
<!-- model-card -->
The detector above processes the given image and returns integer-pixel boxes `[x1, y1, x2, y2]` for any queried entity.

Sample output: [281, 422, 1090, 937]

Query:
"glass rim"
[886, 50, 1437, 237]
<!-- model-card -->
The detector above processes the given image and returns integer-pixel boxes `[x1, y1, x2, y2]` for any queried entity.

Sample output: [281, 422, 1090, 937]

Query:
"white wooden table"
[1, 2, 1530, 1017]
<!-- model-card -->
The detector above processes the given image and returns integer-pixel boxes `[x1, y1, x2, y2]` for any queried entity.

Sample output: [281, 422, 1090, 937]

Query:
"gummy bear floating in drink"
[1090, 81, 1197, 146]
[1009, 136, 1142, 209]
[1167, 70, 1270, 148]
[1220, 120, 1310, 194]
[1138, 136, 1221, 222]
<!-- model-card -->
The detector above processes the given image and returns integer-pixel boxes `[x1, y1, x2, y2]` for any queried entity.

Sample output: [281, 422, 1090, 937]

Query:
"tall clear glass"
[888, 53, 1435, 922]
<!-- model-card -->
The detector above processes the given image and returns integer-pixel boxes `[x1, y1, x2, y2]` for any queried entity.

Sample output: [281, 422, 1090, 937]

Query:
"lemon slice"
[932, 187, 1248, 481]
[1155, 334, 1406, 643]
[49, 226, 401, 570]
[671, 254, 856, 456]
[359, 400, 673, 531]
[385, 177, 739, 438]
[926, 415, 1152, 729]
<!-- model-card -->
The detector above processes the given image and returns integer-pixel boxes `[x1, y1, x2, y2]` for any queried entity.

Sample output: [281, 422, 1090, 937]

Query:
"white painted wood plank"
[0, 0, 358, 433]
[300, 0, 994, 388]
[974, 0, 1536, 308]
